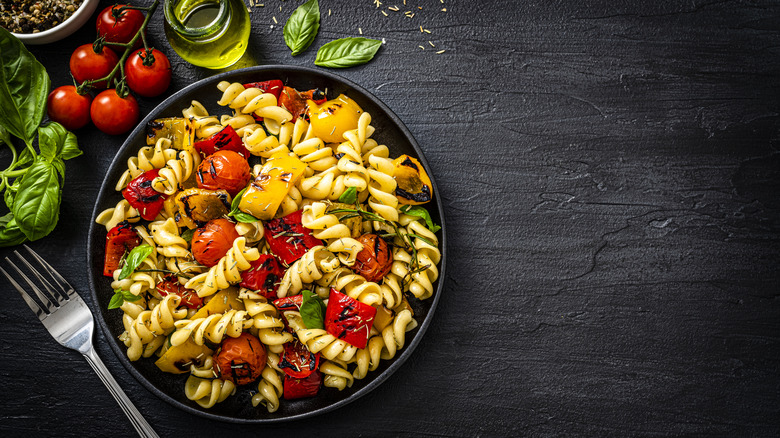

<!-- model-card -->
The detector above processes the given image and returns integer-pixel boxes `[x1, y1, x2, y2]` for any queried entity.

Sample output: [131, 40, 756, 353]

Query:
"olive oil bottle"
[163, 0, 251, 69]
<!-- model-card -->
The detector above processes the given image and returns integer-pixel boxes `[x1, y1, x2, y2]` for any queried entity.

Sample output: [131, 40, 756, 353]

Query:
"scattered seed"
[436, 49, 445, 54]
[428, 41, 435, 47]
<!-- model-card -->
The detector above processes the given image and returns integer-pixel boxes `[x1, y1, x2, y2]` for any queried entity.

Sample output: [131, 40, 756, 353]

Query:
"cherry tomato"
[125, 48, 172, 98]
[213, 332, 266, 385]
[279, 340, 320, 379]
[278, 86, 326, 122]
[90, 89, 139, 135]
[122, 169, 167, 220]
[195, 150, 250, 197]
[240, 255, 284, 299]
[191, 219, 240, 267]
[96, 4, 145, 45]
[69, 44, 119, 89]
[351, 233, 393, 282]
[156, 275, 203, 309]
[103, 221, 141, 277]
[47, 86, 92, 131]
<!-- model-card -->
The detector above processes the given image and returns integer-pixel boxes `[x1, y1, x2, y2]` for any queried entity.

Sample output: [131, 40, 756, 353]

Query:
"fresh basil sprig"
[181, 228, 195, 243]
[315, 37, 382, 68]
[284, 0, 320, 56]
[400, 205, 441, 233]
[108, 289, 144, 310]
[0, 29, 82, 247]
[300, 289, 326, 329]
[227, 187, 260, 223]
[338, 186, 358, 204]
[118, 244, 154, 280]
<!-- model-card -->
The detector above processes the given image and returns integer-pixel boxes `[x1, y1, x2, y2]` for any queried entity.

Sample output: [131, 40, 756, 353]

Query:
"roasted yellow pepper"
[154, 338, 213, 374]
[307, 94, 363, 143]
[238, 152, 307, 220]
[393, 155, 433, 205]
[145, 117, 194, 151]
[192, 287, 245, 320]
[173, 188, 232, 228]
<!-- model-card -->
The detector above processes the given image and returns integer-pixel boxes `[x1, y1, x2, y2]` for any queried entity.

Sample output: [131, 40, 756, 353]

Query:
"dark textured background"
[2, 0, 780, 436]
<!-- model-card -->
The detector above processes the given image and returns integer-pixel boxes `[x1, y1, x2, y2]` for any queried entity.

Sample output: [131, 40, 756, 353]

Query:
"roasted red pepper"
[193, 125, 249, 159]
[103, 221, 141, 277]
[264, 210, 323, 265]
[278, 340, 320, 379]
[283, 370, 321, 400]
[157, 275, 203, 309]
[122, 169, 167, 221]
[324, 289, 377, 349]
[243, 79, 284, 99]
[278, 86, 327, 122]
[352, 233, 393, 282]
[240, 255, 284, 299]
[272, 295, 303, 333]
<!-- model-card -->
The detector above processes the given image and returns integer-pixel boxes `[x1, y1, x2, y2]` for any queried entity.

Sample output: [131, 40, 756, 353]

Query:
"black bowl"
[87, 65, 446, 422]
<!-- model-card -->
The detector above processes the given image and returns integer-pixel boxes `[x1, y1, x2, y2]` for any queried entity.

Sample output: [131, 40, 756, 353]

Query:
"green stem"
[0, 168, 29, 178]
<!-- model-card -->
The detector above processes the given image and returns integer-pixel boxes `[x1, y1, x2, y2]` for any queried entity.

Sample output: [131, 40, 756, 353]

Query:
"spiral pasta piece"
[318, 267, 382, 307]
[119, 295, 185, 361]
[251, 353, 284, 412]
[321, 359, 354, 391]
[185, 375, 236, 408]
[363, 309, 417, 371]
[184, 237, 260, 297]
[275, 246, 340, 298]
[235, 221, 265, 244]
[326, 237, 364, 267]
[171, 309, 254, 346]
[292, 138, 336, 172]
[239, 289, 285, 331]
[150, 144, 201, 195]
[298, 165, 348, 201]
[284, 311, 358, 362]
[149, 218, 189, 258]
[115, 140, 178, 191]
[243, 126, 286, 158]
[366, 154, 399, 223]
[95, 200, 141, 231]
[301, 202, 352, 241]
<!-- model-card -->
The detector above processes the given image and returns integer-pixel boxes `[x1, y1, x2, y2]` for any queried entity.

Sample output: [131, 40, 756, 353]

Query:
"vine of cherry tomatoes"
[47, 3, 171, 135]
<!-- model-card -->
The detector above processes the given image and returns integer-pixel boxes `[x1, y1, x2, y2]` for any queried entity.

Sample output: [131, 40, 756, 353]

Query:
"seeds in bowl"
[0, 0, 84, 34]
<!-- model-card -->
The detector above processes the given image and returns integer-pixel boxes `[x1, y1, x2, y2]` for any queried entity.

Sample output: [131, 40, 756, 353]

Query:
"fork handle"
[83, 346, 160, 438]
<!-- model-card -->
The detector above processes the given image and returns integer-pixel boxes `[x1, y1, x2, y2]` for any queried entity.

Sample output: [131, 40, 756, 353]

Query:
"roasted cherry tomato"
[96, 4, 145, 45]
[156, 275, 203, 309]
[191, 218, 240, 267]
[278, 86, 326, 122]
[283, 371, 321, 400]
[196, 150, 251, 197]
[352, 233, 393, 282]
[279, 340, 320, 379]
[103, 221, 141, 277]
[212, 332, 266, 385]
[240, 255, 284, 299]
[264, 210, 323, 265]
[193, 125, 249, 158]
[69, 44, 119, 89]
[325, 288, 377, 349]
[91, 89, 139, 135]
[125, 48, 171, 98]
[122, 169, 167, 220]
[47, 85, 92, 131]
[393, 155, 433, 205]
[307, 94, 363, 143]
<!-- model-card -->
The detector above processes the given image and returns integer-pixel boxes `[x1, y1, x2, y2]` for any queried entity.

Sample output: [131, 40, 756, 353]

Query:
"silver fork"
[1, 245, 159, 438]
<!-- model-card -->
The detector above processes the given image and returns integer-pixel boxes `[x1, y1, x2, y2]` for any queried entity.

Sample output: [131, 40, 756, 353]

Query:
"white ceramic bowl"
[11, 0, 100, 45]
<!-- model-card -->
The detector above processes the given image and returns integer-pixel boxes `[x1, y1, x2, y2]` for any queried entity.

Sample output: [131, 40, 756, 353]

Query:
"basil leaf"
[231, 187, 247, 211]
[338, 186, 358, 204]
[400, 205, 441, 233]
[0, 214, 28, 247]
[315, 37, 382, 68]
[4, 177, 20, 210]
[232, 211, 259, 223]
[38, 122, 81, 162]
[300, 290, 326, 329]
[284, 0, 320, 56]
[0, 28, 50, 146]
[12, 157, 61, 241]
[118, 244, 154, 280]
[0, 125, 10, 146]
[181, 228, 195, 243]
[121, 290, 143, 302]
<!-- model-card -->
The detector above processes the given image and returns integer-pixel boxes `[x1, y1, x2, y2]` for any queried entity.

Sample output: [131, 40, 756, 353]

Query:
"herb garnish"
[108, 289, 143, 310]
[283, 0, 321, 56]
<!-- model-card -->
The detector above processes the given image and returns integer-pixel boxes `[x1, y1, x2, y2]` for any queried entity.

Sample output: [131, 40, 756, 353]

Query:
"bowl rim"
[86, 65, 447, 423]
[12, 0, 98, 42]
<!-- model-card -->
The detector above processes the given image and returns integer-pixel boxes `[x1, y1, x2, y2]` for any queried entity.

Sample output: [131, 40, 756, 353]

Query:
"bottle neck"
[164, 0, 230, 40]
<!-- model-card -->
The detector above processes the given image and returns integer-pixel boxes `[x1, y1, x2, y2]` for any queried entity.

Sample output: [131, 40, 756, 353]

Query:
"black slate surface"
[2, 0, 779, 436]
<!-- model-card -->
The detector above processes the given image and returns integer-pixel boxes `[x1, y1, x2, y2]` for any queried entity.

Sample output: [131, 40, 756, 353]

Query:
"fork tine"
[5, 258, 58, 313]
[0, 265, 47, 319]
[13, 250, 67, 305]
[23, 244, 75, 299]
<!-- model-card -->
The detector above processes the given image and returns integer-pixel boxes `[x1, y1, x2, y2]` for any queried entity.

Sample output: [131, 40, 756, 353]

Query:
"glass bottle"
[163, 0, 251, 69]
